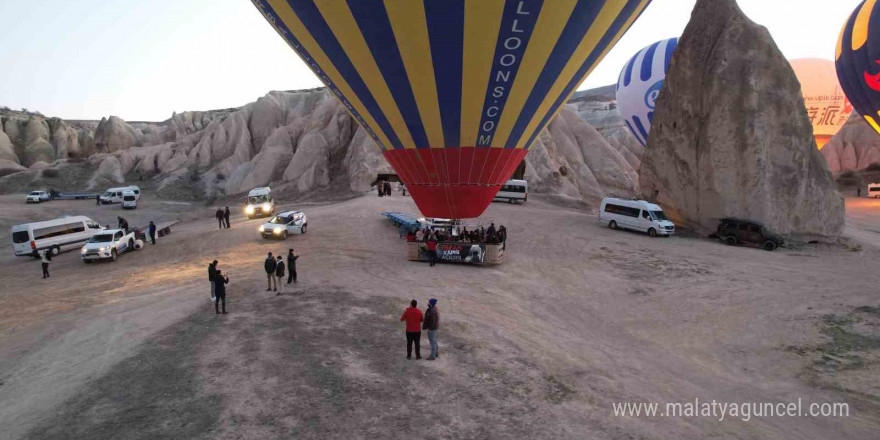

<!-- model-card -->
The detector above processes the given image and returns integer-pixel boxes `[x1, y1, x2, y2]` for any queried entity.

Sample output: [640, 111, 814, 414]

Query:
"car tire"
[609, 220, 617, 230]
[763, 240, 777, 251]
[725, 236, 738, 246]
[111, 249, 118, 261]
[648, 228, 657, 237]
[52, 245, 61, 256]
[301, 224, 307, 234]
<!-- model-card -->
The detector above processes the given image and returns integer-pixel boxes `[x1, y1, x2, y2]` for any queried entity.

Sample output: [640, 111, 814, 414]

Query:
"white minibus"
[599, 198, 675, 237]
[11, 216, 105, 257]
[868, 183, 880, 198]
[100, 185, 141, 204]
[494, 179, 528, 204]
[121, 191, 138, 209]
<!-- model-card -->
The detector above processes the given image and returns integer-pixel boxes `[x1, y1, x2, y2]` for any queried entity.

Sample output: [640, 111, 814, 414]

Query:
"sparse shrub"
[216, 173, 225, 181]
[41, 168, 59, 178]
[866, 162, 880, 172]
[836, 170, 861, 186]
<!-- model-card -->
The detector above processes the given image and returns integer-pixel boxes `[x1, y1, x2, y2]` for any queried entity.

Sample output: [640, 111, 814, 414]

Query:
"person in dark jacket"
[208, 260, 218, 302]
[426, 235, 439, 267]
[265, 252, 277, 291]
[274, 256, 285, 295]
[400, 299, 424, 360]
[423, 298, 440, 360]
[213, 269, 229, 314]
[287, 249, 299, 284]
[498, 225, 507, 250]
[224, 206, 231, 228]
[117, 216, 129, 232]
[148, 221, 157, 245]
[96, 194, 101, 206]
[215, 209, 224, 229]
[385, 181, 392, 196]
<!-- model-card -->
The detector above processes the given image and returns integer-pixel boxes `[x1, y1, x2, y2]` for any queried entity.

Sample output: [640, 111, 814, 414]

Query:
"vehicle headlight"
[273, 228, 282, 234]
[81, 248, 87, 254]
[262, 203, 270, 212]
[246, 206, 255, 214]
[98, 247, 106, 252]
[259, 225, 265, 232]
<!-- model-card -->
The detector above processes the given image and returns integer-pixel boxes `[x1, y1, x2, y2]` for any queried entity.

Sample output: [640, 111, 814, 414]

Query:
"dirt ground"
[0, 192, 878, 439]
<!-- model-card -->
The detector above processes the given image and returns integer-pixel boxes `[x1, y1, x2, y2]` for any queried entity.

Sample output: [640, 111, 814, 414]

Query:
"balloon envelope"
[791, 58, 852, 149]
[836, 0, 880, 136]
[252, 0, 651, 218]
[616, 37, 677, 147]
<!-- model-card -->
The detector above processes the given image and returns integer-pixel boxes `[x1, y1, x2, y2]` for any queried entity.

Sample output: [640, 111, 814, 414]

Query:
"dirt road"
[0, 193, 877, 439]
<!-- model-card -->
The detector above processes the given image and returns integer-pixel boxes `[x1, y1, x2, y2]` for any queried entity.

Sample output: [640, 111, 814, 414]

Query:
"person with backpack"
[287, 249, 299, 284]
[264, 252, 277, 291]
[274, 256, 285, 295]
[400, 299, 424, 360]
[213, 269, 229, 314]
[423, 298, 440, 360]
[208, 260, 218, 302]
[40, 249, 52, 278]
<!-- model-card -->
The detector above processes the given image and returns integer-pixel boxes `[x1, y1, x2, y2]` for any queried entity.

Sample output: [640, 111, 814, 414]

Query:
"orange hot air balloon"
[790, 58, 853, 149]
[251, 0, 651, 219]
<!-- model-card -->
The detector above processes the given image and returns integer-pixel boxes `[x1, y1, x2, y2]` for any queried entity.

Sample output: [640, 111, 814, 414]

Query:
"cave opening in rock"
[372, 173, 400, 187]
[510, 161, 527, 180]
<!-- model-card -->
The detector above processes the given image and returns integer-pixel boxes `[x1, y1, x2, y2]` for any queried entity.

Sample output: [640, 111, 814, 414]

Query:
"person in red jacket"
[400, 299, 424, 360]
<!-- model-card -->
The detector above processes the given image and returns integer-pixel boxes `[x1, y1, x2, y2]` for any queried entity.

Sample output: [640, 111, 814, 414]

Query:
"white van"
[245, 187, 275, 219]
[11, 216, 105, 257]
[121, 190, 138, 209]
[494, 179, 528, 204]
[599, 198, 675, 237]
[100, 185, 141, 204]
[868, 183, 880, 198]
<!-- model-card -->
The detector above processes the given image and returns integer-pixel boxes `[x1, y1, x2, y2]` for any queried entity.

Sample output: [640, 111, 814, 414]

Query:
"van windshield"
[248, 195, 269, 204]
[269, 216, 289, 224]
[89, 234, 114, 243]
[650, 211, 669, 221]
[28, 192, 41, 196]
[102, 191, 114, 197]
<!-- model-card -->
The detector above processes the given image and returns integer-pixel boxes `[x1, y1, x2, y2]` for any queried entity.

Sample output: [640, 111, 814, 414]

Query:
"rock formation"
[1, 87, 640, 207]
[567, 89, 644, 170]
[639, 0, 844, 239]
[821, 114, 880, 173]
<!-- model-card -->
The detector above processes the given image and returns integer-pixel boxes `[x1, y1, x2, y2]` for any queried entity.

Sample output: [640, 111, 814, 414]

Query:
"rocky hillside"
[821, 114, 880, 173]
[0, 88, 640, 206]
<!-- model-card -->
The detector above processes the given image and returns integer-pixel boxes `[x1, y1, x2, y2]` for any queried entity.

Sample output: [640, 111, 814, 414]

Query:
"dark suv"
[716, 218, 784, 251]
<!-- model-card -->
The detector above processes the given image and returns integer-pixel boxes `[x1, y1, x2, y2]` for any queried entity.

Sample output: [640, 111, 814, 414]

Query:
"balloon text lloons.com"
[252, 0, 651, 218]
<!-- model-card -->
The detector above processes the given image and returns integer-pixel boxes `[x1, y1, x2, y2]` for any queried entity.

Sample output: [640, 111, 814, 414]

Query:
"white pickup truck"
[80, 229, 137, 262]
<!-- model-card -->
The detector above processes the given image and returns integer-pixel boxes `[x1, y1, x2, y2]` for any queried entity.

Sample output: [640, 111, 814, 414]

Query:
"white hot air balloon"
[616, 38, 679, 146]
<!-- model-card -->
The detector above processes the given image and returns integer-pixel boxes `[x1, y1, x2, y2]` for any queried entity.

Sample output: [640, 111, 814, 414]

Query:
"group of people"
[215, 207, 231, 229]
[376, 180, 394, 197]
[407, 223, 508, 246]
[399, 298, 440, 360]
[264, 249, 299, 294]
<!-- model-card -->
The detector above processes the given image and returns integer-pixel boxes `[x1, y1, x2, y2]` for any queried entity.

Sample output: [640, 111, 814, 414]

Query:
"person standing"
[858, 187, 862, 197]
[265, 252, 277, 291]
[208, 260, 218, 302]
[213, 269, 229, 314]
[287, 249, 299, 284]
[96, 194, 101, 206]
[224, 206, 231, 228]
[400, 299, 424, 360]
[40, 249, 51, 278]
[148, 221, 157, 245]
[426, 234, 439, 267]
[274, 256, 286, 295]
[118, 217, 129, 232]
[216, 209, 224, 229]
[385, 182, 392, 196]
[423, 298, 440, 360]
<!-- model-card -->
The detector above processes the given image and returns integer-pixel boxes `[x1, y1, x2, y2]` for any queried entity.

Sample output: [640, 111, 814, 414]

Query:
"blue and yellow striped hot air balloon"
[252, 0, 651, 218]
[837, 0, 880, 134]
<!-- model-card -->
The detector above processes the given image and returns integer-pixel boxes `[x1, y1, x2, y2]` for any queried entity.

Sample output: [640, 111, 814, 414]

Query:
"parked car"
[259, 211, 307, 239]
[80, 228, 137, 262]
[26, 191, 50, 203]
[716, 218, 783, 251]
[599, 198, 675, 237]
[121, 190, 138, 209]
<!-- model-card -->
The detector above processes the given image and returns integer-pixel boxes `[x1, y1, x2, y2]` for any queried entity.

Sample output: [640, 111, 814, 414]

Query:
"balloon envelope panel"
[252, 0, 650, 218]
[615, 37, 677, 147]
[836, 0, 880, 135]
[790, 58, 852, 150]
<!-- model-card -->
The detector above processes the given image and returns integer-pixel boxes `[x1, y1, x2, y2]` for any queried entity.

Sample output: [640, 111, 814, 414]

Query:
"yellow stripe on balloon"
[460, 0, 505, 147]
[268, 0, 395, 151]
[514, 0, 643, 150]
[385, 0, 445, 149]
[313, 0, 417, 149]
[490, 0, 579, 148]
[852, 0, 877, 51]
[867, 114, 880, 134]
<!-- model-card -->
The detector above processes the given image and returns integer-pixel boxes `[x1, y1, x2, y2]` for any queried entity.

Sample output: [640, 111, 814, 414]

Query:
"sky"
[0, 0, 863, 121]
